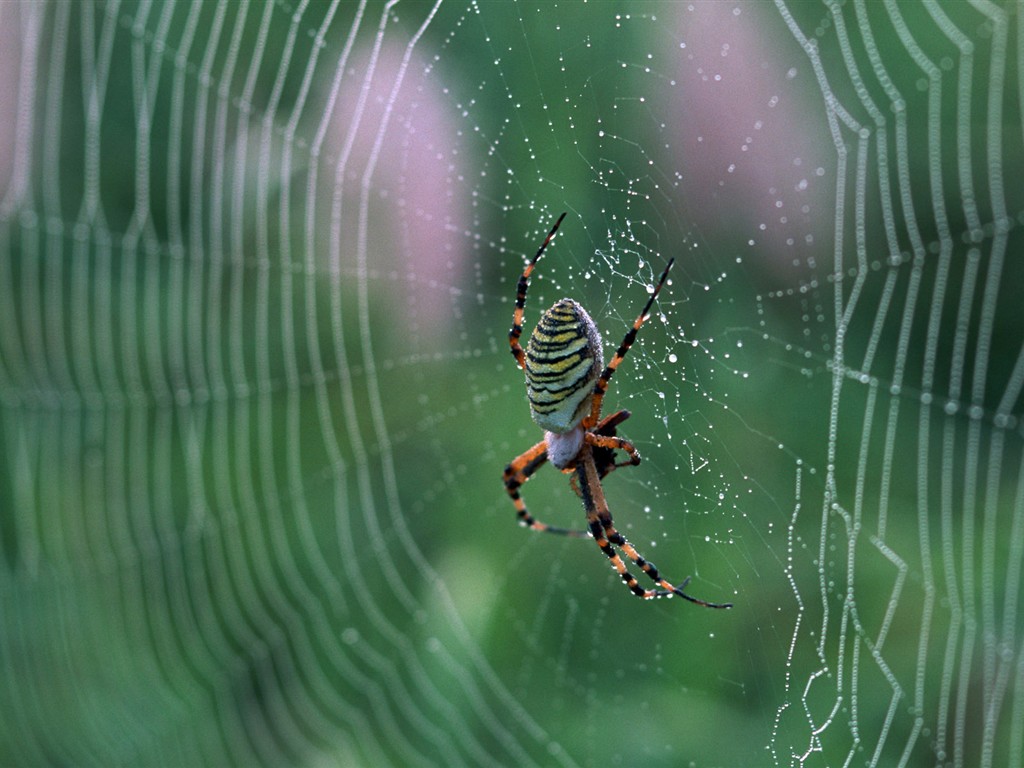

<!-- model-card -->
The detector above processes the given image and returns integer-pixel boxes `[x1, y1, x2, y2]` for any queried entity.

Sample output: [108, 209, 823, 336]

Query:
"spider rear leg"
[601, 524, 732, 608]
[504, 439, 589, 538]
[585, 517, 675, 599]
[576, 446, 732, 607]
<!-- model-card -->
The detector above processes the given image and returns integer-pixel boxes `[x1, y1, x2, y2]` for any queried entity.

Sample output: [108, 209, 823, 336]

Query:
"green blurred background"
[1, 1, 1022, 766]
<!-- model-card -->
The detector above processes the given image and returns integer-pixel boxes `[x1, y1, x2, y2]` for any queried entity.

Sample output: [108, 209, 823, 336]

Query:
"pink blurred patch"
[0, 3, 42, 216]
[322, 39, 471, 329]
[669, 3, 833, 267]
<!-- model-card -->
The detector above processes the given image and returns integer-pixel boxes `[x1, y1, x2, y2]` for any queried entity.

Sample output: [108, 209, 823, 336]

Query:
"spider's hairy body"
[525, 298, 603, 436]
[504, 212, 731, 608]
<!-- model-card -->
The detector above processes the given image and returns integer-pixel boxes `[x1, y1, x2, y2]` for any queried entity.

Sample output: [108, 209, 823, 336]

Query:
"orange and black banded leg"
[509, 212, 568, 369]
[586, 433, 640, 467]
[570, 418, 642, 498]
[504, 440, 589, 537]
[590, 410, 638, 479]
[584, 258, 675, 428]
[576, 447, 732, 607]
[600, 518, 732, 608]
[576, 445, 674, 598]
[595, 409, 632, 433]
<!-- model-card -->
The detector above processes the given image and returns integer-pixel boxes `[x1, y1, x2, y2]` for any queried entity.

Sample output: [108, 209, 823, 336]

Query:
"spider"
[504, 212, 732, 607]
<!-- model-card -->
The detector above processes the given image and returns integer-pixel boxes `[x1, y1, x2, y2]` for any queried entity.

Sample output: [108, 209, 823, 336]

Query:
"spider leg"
[504, 439, 589, 537]
[583, 259, 674, 429]
[570, 410, 639, 498]
[571, 431, 641, 499]
[586, 433, 640, 465]
[595, 408, 632, 433]
[575, 446, 672, 598]
[575, 445, 732, 607]
[509, 212, 567, 369]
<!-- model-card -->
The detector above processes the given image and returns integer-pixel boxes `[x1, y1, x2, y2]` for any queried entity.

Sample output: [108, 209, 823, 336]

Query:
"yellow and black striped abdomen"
[525, 298, 604, 433]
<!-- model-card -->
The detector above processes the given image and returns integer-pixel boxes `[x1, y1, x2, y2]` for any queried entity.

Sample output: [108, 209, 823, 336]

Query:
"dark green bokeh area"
[2, 2, 1023, 766]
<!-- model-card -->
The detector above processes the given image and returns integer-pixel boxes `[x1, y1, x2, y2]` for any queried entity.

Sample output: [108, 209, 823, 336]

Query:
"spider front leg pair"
[503, 212, 732, 608]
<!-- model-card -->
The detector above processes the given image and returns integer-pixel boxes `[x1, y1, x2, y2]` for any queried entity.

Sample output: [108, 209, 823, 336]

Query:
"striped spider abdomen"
[525, 298, 603, 435]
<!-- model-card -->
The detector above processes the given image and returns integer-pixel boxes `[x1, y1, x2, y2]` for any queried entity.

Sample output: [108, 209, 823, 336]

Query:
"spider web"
[1, 1, 1023, 766]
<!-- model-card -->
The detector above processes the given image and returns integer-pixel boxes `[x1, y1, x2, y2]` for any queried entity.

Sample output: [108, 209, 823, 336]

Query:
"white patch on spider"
[545, 425, 585, 469]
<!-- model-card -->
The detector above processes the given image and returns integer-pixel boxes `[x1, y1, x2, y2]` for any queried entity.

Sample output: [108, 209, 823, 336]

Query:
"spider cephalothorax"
[503, 213, 732, 607]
